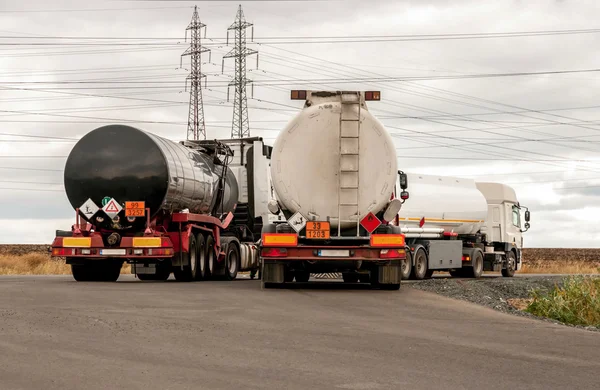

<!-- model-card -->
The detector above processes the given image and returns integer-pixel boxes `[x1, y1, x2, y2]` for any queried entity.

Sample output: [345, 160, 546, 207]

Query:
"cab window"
[512, 205, 521, 228]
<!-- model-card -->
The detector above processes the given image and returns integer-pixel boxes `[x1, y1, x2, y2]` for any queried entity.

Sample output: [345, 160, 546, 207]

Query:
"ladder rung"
[340, 152, 359, 156]
[340, 186, 359, 189]
[340, 136, 359, 139]
[341, 169, 358, 172]
[341, 119, 360, 121]
[340, 203, 358, 206]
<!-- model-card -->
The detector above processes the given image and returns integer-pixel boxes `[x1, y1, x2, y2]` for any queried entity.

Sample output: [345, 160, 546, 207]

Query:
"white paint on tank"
[397, 173, 489, 235]
[271, 97, 397, 228]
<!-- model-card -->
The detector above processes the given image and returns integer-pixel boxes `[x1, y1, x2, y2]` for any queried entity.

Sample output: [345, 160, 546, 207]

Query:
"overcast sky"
[1, 0, 600, 247]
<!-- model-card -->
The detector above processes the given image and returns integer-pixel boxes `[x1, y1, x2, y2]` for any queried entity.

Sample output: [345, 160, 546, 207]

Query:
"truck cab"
[476, 182, 531, 272]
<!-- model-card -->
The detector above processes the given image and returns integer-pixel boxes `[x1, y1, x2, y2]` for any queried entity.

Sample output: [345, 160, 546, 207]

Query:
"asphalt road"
[0, 276, 598, 390]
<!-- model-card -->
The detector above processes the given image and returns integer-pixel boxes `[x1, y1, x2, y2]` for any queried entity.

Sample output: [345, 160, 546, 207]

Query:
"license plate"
[306, 221, 330, 239]
[100, 249, 126, 256]
[318, 249, 350, 257]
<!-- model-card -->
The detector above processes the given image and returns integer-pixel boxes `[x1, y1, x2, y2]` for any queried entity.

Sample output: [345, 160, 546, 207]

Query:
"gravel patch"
[408, 276, 600, 332]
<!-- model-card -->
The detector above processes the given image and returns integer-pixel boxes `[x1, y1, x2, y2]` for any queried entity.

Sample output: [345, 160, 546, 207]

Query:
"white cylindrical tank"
[271, 92, 398, 229]
[398, 173, 488, 235]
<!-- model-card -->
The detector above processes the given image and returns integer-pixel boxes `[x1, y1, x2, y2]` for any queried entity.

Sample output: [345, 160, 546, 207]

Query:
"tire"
[295, 271, 310, 283]
[173, 235, 196, 282]
[195, 233, 208, 281]
[400, 250, 412, 280]
[410, 248, 428, 280]
[98, 262, 122, 282]
[224, 242, 240, 281]
[71, 264, 94, 282]
[502, 251, 516, 277]
[465, 250, 484, 279]
[205, 235, 216, 279]
[342, 273, 359, 283]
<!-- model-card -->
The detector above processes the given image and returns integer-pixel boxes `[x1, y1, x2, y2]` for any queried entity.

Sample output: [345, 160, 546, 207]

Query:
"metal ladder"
[337, 92, 362, 236]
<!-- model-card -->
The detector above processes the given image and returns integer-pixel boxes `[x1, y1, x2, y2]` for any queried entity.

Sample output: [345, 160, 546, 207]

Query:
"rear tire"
[205, 235, 216, 279]
[295, 271, 310, 283]
[502, 251, 516, 277]
[99, 262, 122, 282]
[342, 273, 359, 283]
[465, 250, 484, 279]
[400, 250, 412, 280]
[224, 242, 240, 281]
[410, 249, 428, 280]
[71, 264, 94, 282]
[173, 234, 196, 282]
[195, 233, 208, 281]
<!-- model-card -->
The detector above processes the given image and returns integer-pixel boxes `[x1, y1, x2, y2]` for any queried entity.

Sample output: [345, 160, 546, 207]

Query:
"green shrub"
[526, 276, 600, 328]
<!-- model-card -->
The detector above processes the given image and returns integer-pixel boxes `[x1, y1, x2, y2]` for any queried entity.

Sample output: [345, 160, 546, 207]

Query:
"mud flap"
[262, 261, 285, 283]
[376, 264, 401, 284]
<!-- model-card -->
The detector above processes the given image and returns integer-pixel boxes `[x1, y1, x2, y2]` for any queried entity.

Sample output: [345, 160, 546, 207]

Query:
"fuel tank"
[63, 125, 238, 230]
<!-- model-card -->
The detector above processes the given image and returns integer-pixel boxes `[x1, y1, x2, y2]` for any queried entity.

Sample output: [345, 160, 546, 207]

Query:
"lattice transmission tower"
[181, 6, 211, 140]
[222, 4, 258, 138]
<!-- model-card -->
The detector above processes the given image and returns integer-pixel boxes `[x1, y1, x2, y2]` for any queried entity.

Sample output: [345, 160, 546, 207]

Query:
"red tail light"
[52, 248, 76, 256]
[462, 256, 470, 261]
[261, 248, 288, 257]
[379, 249, 406, 259]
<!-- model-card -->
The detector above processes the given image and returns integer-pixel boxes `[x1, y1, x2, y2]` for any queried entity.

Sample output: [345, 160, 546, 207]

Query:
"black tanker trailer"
[51, 125, 274, 282]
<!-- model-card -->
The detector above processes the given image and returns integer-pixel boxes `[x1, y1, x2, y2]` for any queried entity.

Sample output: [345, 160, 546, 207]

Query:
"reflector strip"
[262, 233, 298, 247]
[62, 237, 92, 248]
[370, 234, 405, 247]
[133, 237, 161, 248]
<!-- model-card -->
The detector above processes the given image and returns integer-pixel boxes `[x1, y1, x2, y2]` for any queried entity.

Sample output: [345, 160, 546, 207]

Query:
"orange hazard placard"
[125, 201, 145, 217]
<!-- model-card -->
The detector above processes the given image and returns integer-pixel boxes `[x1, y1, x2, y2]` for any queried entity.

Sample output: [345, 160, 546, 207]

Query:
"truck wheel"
[224, 242, 240, 281]
[205, 235, 216, 279]
[195, 233, 208, 281]
[342, 273, 359, 283]
[465, 251, 484, 279]
[71, 264, 94, 282]
[410, 248, 428, 280]
[173, 235, 196, 282]
[400, 251, 412, 280]
[502, 251, 516, 277]
[295, 271, 310, 283]
[98, 262, 122, 282]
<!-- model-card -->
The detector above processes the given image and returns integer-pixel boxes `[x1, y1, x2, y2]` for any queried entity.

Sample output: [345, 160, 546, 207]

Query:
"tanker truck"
[394, 173, 531, 280]
[50, 124, 275, 282]
[259, 90, 409, 290]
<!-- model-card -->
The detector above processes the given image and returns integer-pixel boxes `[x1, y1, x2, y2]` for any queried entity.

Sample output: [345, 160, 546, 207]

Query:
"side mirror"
[398, 170, 408, 190]
[525, 210, 530, 222]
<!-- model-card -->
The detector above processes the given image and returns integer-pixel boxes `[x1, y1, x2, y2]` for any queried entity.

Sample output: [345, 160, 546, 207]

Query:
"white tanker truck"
[260, 90, 408, 289]
[394, 173, 531, 280]
[259, 90, 531, 288]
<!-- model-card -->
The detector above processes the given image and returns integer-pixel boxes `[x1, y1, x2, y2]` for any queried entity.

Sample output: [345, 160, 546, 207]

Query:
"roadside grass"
[0, 253, 131, 275]
[524, 276, 600, 328]
[520, 260, 600, 275]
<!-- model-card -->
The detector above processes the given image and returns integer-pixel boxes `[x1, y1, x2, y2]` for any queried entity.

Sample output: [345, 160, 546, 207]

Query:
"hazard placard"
[125, 201, 146, 217]
[102, 198, 123, 219]
[360, 212, 381, 234]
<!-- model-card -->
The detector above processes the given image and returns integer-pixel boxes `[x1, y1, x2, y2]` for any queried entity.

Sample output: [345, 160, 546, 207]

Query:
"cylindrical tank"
[64, 125, 238, 230]
[271, 93, 398, 229]
[397, 173, 488, 235]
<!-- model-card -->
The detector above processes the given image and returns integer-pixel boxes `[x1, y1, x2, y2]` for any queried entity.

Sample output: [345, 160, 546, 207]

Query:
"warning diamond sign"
[102, 198, 123, 219]
[360, 212, 381, 234]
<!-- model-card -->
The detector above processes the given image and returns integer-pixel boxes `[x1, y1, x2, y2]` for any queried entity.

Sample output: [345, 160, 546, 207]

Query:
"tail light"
[380, 249, 406, 259]
[147, 248, 174, 256]
[52, 248, 76, 256]
[261, 248, 288, 257]
[462, 256, 470, 262]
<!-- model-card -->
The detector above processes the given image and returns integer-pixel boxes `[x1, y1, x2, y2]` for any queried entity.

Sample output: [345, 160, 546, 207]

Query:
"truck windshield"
[512, 205, 521, 228]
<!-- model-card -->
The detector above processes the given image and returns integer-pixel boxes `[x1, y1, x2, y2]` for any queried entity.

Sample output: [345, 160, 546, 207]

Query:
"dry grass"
[520, 260, 600, 275]
[0, 253, 131, 275]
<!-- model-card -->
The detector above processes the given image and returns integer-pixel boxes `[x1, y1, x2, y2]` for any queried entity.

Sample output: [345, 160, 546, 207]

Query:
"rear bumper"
[260, 246, 406, 261]
[50, 236, 174, 259]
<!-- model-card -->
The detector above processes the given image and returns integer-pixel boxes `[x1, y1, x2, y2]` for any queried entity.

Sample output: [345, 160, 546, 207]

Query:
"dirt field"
[0, 245, 598, 275]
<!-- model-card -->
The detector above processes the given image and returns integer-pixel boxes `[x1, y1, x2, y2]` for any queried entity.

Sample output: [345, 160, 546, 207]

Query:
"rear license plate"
[306, 221, 330, 239]
[100, 249, 126, 256]
[318, 249, 350, 257]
